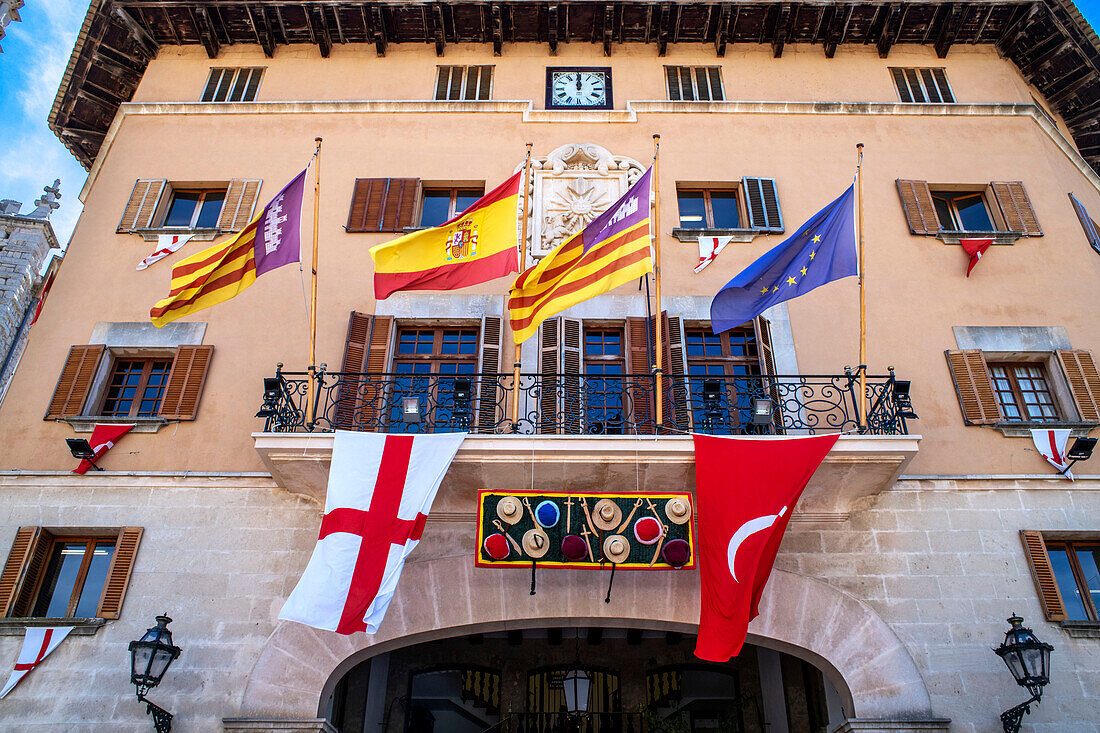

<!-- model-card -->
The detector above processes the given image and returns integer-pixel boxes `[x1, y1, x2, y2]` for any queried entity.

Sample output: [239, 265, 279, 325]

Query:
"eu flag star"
[771, 285, 780, 293]
[812, 235, 822, 243]
[761, 286, 769, 295]
[787, 276, 797, 286]
[800, 266, 807, 276]
[809, 250, 816, 260]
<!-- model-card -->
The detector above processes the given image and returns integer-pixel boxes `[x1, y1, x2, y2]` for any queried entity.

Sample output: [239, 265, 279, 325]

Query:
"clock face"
[546, 68, 613, 110]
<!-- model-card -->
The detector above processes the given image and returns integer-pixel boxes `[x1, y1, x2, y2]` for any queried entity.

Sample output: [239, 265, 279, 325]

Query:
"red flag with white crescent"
[72, 423, 134, 474]
[693, 433, 838, 661]
[960, 238, 993, 277]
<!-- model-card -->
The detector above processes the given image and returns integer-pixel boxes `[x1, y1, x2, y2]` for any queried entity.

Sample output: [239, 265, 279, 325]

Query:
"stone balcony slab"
[252, 433, 920, 521]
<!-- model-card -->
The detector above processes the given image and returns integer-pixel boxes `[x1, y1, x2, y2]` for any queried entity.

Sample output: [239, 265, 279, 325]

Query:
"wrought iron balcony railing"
[256, 366, 915, 436]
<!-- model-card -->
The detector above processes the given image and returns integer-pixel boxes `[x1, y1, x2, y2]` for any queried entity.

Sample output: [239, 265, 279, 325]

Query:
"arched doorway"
[326, 627, 842, 732]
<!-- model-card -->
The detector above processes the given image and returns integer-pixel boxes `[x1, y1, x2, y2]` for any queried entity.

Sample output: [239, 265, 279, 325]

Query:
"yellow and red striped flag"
[509, 168, 652, 344]
[150, 169, 307, 328]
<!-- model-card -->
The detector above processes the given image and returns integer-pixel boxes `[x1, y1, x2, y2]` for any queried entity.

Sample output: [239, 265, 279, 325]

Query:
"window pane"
[694, 67, 711, 101]
[920, 69, 942, 103]
[904, 69, 925, 102]
[678, 191, 706, 228]
[955, 194, 993, 231]
[213, 69, 235, 102]
[1048, 547, 1091, 620]
[33, 542, 88, 617]
[196, 191, 226, 228]
[164, 192, 201, 227]
[420, 190, 452, 227]
[74, 542, 115, 617]
[243, 69, 263, 101]
[435, 67, 451, 100]
[708, 67, 724, 101]
[448, 67, 464, 100]
[464, 66, 480, 100]
[202, 69, 223, 102]
[1076, 546, 1100, 617]
[139, 361, 172, 417]
[478, 66, 493, 100]
[710, 191, 739, 228]
[680, 71, 695, 101]
[228, 69, 251, 101]
[932, 196, 956, 230]
[455, 190, 482, 216]
[666, 67, 681, 101]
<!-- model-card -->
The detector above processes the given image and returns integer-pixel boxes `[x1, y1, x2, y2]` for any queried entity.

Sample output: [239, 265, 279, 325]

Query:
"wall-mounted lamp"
[129, 614, 182, 733]
[402, 396, 422, 424]
[1060, 437, 1097, 475]
[892, 380, 919, 419]
[66, 438, 103, 471]
[255, 377, 283, 418]
[751, 397, 774, 425]
[994, 614, 1053, 733]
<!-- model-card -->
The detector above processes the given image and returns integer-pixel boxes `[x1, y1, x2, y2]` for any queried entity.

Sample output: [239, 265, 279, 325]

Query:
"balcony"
[253, 369, 920, 519]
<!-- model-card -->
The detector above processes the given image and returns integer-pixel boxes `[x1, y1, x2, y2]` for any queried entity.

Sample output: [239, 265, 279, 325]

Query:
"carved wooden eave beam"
[824, 4, 852, 58]
[371, 5, 387, 57]
[714, 4, 731, 57]
[877, 4, 906, 58]
[193, 5, 219, 58]
[424, 3, 445, 56]
[997, 2, 1040, 55]
[548, 3, 559, 54]
[603, 3, 614, 56]
[493, 3, 504, 56]
[1019, 34, 1075, 77]
[113, 6, 159, 57]
[247, 6, 276, 58]
[1046, 65, 1095, 106]
[656, 2, 670, 57]
[934, 3, 966, 58]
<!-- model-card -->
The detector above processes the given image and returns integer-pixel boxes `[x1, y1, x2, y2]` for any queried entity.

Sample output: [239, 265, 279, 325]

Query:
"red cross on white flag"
[1031, 428, 1074, 480]
[279, 431, 466, 634]
[695, 235, 734, 273]
[137, 233, 196, 271]
[0, 626, 74, 698]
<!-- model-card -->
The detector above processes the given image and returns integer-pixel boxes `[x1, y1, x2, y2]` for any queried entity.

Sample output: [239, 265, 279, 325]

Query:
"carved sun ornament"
[544, 178, 612, 237]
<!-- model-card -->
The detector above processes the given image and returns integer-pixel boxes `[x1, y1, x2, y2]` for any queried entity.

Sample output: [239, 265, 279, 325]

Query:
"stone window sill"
[936, 230, 1023, 246]
[670, 227, 778, 243]
[131, 227, 221, 243]
[0, 618, 105, 636]
[1060, 621, 1100, 638]
[991, 421, 1097, 438]
[62, 416, 169, 434]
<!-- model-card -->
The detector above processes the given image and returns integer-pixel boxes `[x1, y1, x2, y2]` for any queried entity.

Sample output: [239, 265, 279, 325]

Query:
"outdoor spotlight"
[993, 614, 1053, 733]
[752, 397, 774, 425]
[129, 615, 182, 733]
[402, 396, 422, 424]
[893, 380, 919, 420]
[453, 378, 473, 405]
[255, 377, 283, 418]
[1067, 437, 1097, 461]
[702, 379, 721, 405]
[66, 438, 103, 471]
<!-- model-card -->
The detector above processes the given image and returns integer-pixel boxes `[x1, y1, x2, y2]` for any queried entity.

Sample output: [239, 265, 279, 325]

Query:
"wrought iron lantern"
[993, 614, 1053, 733]
[129, 615, 182, 733]
[562, 668, 592, 714]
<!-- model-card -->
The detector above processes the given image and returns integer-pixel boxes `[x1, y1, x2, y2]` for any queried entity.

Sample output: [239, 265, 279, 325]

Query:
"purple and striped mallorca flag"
[150, 168, 307, 328]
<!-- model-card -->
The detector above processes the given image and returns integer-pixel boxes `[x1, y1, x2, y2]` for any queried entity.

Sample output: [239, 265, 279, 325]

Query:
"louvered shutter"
[561, 317, 583, 434]
[45, 345, 105, 420]
[347, 179, 383, 232]
[896, 180, 940, 235]
[0, 527, 46, 617]
[117, 180, 166, 232]
[96, 527, 142, 619]
[945, 349, 1002, 425]
[992, 181, 1042, 236]
[742, 177, 783, 232]
[476, 315, 503, 431]
[217, 179, 262, 231]
[1069, 193, 1100, 254]
[626, 316, 654, 432]
[755, 316, 781, 433]
[347, 178, 420, 233]
[1056, 350, 1100, 422]
[664, 313, 691, 431]
[538, 318, 560, 434]
[335, 313, 393, 430]
[383, 178, 420, 232]
[11, 528, 52, 618]
[1020, 530, 1067, 621]
[159, 345, 214, 420]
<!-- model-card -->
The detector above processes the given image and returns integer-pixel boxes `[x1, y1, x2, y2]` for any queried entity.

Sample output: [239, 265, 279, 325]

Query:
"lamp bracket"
[1000, 693, 1039, 733]
[138, 694, 173, 733]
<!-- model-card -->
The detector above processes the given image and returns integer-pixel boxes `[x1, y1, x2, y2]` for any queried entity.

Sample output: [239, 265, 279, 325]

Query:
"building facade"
[2, 1, 1100, 731]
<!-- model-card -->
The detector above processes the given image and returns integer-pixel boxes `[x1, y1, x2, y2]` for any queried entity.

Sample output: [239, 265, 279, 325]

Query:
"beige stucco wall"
[0, 475, 1095, 731]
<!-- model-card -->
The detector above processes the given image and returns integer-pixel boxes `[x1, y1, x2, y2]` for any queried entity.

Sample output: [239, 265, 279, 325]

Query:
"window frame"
[434, 65, 494, 101]
[988, 361, 1062, 423]
[676, 186, 742, 230]
[665, 66, 724, 101]
[98, 357, 174, 419]
[389, 323, 481, 432]
[890, 67, 955, 104]
[418, 185, 485, 228]
[1043, 539, 1100, 622]
[29, 536, 116, 619]
[201, 67, 264, 102]
[929, 189, 997, 233]
[160, 187, 228, 230]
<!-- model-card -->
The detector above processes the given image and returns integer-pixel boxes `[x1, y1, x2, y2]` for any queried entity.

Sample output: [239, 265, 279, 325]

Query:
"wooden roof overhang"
[50, 0, 1100, 172]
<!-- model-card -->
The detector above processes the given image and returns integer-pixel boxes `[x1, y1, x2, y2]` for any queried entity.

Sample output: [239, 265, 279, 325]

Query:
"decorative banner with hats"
[476, 491, 695, 570]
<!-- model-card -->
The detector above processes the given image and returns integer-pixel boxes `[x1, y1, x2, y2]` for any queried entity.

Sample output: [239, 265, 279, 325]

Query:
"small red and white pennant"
[1031, 428, 1074, 480]
[0, 626, 74, 698]
[137, 233, 196, 271]
[695, 235, 734, 273]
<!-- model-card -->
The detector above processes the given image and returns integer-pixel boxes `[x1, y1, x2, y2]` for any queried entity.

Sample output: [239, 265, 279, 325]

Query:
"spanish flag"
[371, 172, 521, 300]
[509, 168, 653, 344]
[150, 169, 307, 328]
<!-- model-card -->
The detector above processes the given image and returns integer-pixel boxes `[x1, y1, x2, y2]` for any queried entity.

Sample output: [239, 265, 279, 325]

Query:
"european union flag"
[711, 185, 857, 334]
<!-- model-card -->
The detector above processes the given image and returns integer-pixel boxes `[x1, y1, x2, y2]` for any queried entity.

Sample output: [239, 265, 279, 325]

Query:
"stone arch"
[237, 555, 933, 723]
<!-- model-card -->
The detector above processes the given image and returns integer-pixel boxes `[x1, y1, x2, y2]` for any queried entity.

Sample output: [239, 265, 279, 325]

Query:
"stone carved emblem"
[519, 143, 645, 259]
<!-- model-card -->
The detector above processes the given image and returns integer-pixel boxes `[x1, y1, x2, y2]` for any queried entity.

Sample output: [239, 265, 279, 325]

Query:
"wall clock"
[546, 67, 613, 110]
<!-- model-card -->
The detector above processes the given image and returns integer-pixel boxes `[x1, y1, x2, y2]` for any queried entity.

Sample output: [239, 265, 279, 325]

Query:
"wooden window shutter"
[754, 316, 777, 376]
[383, 178, 420, 232]
[159, 345, 214, 420]
[896, 180, 940, 235]
[346, 178, 420, 233]
[96, 527, 143, 620]
[476, 315, 503, 431]
[1069, 193, 1100, 254]
[663, 313, 691, 431]
[117, 179, 166, 232]
[45, 344, 105, 420]
[347, 179, 383, 232]
[1020, 530, 1067, 621]
[335, 313, 392, 429]
[1056, 350, 1100, 422]
[538, 318, 561, 434]
[742, 177, 783, 232]
[561, 317, 583, 434]
[10, 528, 52, 618]
[626, 316, 655, 432]
[218, 179, 262, 231]
[0, 527, 46, 617]
[944, 349, 1002, 425]
[991, 181, 1042, 236]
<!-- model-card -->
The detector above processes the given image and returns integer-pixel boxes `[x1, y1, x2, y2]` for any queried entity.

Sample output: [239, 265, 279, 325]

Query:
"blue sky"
[2, 0, 1100, 246]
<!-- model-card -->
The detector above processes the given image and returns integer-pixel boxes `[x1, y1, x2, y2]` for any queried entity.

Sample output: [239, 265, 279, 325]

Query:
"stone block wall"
[0, 215, 58, 397]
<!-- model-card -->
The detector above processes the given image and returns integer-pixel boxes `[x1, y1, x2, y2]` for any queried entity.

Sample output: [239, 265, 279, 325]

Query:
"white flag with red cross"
[1031, 428, 1074, 480]
[137, 233, 196, 271]
[695, 235, 734, 273]
[279, 431, 466, 634]
[0, 626, 74, 698]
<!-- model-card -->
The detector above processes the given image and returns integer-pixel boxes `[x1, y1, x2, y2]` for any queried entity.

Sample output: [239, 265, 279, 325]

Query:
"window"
[201, 67, 263, 102]
[420, 187, 484, 228]
[162, 189, 226, 229]
[896, 180, 1042, 236]
[118, 179, 261, 233]
[435, 66, 493, 100]
[1046, 541, 1100, 621]
[677, 189, 739, 229]
[665, 66, 724, 101]
[1069, 193, 1100, 255]
[390, 326, 479, 432]
[945, 349, 1100, 427]
[45, 345, 214, 423]
[584, 327, 626, 434]
[890, 67, 954, 103]
[0, 527, 142, 620]
[685, 322, 774, 434]
[673, 178, 782, 234]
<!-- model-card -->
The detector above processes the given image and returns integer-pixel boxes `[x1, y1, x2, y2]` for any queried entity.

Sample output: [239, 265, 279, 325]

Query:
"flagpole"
[511, 143, 533, 430]
[652, 134, 664, 429]
[856, 142, 867, 431]
[307, 137, 322, 427]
